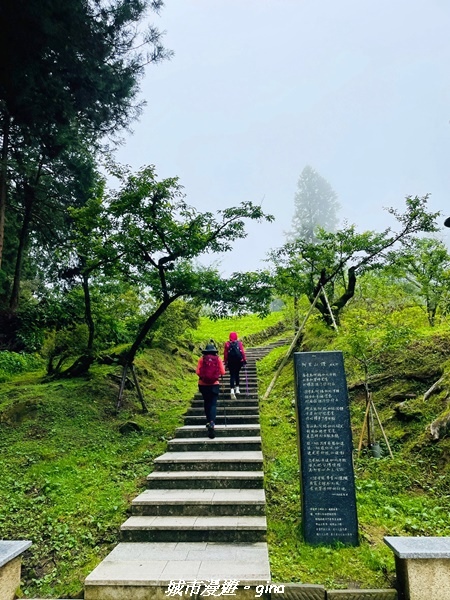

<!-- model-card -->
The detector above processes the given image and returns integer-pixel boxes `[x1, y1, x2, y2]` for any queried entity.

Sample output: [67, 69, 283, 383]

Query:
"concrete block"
[384, 536, 450, 600]
[0, 556, 21, 600]
[0, 541, 32, 600]
[327, 590, 397, 600]
[272, 582, 326, 599]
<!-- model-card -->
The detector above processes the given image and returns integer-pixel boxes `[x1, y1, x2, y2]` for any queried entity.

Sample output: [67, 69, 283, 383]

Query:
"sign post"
[294, 351, 359, 546]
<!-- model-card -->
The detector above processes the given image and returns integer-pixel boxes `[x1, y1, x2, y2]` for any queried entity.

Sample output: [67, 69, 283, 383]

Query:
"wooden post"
[116, 364, 129, 411]
[357, 398, 371, 455]
[321, 286, 338, 332]
[131, 364, 149, 413]
[262, 289, 322, 401]
[370, 397, 394, 458]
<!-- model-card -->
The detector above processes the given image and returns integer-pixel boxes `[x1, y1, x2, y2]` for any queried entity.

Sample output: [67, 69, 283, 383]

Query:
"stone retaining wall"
[241, 320, 290, 348]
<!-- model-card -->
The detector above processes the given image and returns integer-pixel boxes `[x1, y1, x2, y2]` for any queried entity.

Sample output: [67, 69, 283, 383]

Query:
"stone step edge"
[191, 399, 259, 403]
[121, 515, 267, 530]
[27, 588, 397, 598]
[84, 540, 271, 588]
[153, 455, 264, 461]
[190, 399, 258, 403]
[132, 492, 266, 506]
[147, 470, 264, 479]
[155, 451, 263, 459]
[172, 436, 261, 441]
[187, 408, 259, 413]
[169, 436, 262, 443]
[176, 423, 261, 431]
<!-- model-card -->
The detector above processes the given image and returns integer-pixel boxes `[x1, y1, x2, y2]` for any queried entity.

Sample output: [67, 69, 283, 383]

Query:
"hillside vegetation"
[259, 279, 450, 589]
[2, 289, 450, 596]
[0, 312, 283, 598]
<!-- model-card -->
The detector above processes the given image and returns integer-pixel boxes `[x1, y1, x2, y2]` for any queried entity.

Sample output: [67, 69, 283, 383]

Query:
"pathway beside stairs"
[85, 340, 291, 600]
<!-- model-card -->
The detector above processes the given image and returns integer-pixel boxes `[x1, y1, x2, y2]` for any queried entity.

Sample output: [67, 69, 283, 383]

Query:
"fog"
[114, 0, 450, 274]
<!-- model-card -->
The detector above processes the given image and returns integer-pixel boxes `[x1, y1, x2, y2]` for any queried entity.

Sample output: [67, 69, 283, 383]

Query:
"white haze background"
[114, 0, 450, 274]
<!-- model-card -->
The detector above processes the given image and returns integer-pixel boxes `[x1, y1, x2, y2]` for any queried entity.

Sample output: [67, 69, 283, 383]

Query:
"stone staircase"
[84, 339, 290, 599]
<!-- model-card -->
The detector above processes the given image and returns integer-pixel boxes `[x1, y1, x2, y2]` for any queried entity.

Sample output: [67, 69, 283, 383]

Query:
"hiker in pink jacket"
[223, 332, 247, 400]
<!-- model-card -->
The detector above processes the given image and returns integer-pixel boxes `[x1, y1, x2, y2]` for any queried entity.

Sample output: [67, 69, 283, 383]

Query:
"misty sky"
[114, 0, 450, 274]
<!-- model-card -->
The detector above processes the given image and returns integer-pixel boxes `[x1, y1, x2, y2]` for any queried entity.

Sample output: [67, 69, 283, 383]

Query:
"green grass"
[0, 350, 198, 598]
[188, 312, 285, 348]
[258, 327, 450, 589]
[3, 308, 450, 595]
[0, 313, 287, 598]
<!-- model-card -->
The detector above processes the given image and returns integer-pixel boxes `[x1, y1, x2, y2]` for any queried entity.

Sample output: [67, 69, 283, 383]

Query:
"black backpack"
[227, 340, 242, 363]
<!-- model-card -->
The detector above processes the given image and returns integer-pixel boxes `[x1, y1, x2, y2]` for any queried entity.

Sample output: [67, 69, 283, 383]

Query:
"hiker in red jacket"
[196, 343, 226, 439]
[223, 332, 247, 400]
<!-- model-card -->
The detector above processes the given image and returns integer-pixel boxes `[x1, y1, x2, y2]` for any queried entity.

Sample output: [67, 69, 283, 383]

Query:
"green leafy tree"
[108, 166, 274, 368]
[0, 0, 171, 268]
[388, 237, 450, 326]
[5, 137, 100, 313]
[48, 178, 118, 374]
[271, 196, 439, 326]
[54, 165, 275, 387]
[289, 165, 340, 243]
[338, 301, 415, 452]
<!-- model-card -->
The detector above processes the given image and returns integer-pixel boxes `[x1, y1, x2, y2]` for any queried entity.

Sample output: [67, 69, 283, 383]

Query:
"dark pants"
[228, 361, 242, 388]
[198, 384, 220, 424]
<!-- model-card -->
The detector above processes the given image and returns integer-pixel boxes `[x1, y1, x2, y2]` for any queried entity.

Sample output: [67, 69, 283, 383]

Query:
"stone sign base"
[0, 555, 22, 600]
[395, 556, 450, 600]
[385, 536, 450, 600]
[0, 540, 32, 600]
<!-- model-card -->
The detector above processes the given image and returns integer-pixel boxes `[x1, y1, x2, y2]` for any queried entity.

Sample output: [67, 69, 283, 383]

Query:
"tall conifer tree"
[290, 165, 340, 242]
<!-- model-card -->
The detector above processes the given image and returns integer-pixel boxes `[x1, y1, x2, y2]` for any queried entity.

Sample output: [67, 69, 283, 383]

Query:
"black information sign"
[294, 351, 358, 546]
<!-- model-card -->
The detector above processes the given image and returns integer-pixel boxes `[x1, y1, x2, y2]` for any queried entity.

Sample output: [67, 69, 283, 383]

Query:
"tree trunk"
[314, 298, 335, 327]
[9, 184, 34, 311]
[82, 271, 95, 352]
[308, 269, 336, 325]
[318, 266, 357, 326]
[426, 297, 436, 327]
[0, 113, 10, 269]
[333, 266, 356, 313]
[57, 270, 96, 378]
[293, 295, 300, 331]
[116, 298, 175, 409]
[59, 353, 95, 378]
[125, 298, 175, 366]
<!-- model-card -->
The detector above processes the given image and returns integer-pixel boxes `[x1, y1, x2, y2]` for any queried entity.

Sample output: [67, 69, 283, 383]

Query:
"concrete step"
[210, 375, 258, 381]
[153, 451, 263, 472]
[227, 375, 258, 380]
[184, 414, 260, 425]
[120, 515, 267, 543]
[193, 392, 259, 401]
[146, 470, 264, 489]
[84, 541, 271, 599]
[222, 375, 258, 381]
[82, 339, 291, 598]
[191, 398, 259, 408]
[175, 424, 260, 438]
[186, 406, 260, 416]
[225, 383, 258, 388]
[131, 488, 266, 516]
[167, 436, 262, 453]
